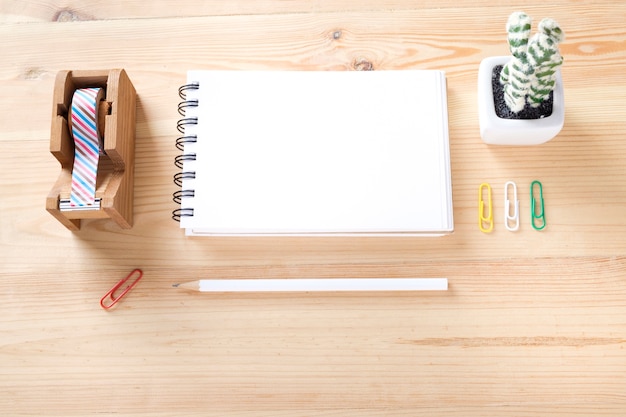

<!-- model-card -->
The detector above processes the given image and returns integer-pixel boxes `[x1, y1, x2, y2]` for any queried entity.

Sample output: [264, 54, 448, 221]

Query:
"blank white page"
[179, 70, 453, 236]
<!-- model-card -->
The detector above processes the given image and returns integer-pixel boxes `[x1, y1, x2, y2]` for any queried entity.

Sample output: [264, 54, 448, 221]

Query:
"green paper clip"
[530, 180, 546, 231]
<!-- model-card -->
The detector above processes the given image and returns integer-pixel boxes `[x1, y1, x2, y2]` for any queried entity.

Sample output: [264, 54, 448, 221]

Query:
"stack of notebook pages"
[174, 70, 453, 236]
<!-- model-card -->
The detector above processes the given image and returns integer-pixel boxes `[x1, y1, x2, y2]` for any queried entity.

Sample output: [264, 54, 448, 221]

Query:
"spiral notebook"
[174, 70, 453, 236]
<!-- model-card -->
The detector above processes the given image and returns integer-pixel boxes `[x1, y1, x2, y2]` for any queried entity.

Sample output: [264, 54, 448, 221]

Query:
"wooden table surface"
[1, 1, 625, 415]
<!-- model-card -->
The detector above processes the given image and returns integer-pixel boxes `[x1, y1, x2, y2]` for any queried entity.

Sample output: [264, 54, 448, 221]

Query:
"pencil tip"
[172, 283, 180, 288]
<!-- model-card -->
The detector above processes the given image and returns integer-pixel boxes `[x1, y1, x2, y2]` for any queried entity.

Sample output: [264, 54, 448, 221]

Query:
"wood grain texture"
[0, 0, 589, 22]
[1, 1, 626, 415]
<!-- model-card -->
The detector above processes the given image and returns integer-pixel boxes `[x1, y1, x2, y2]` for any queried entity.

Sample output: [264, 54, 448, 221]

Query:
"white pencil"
[173, 278, 448, 292]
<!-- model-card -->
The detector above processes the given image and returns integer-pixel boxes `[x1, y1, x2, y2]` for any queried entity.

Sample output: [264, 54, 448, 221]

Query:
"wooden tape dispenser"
[46, 69, 137, 231]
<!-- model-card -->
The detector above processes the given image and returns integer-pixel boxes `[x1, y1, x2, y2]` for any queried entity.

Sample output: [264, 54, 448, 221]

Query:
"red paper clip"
[100, 269, 143, 310]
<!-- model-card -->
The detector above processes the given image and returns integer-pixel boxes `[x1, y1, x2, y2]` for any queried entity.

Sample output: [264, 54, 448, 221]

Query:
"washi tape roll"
[68, 87, 104, 207]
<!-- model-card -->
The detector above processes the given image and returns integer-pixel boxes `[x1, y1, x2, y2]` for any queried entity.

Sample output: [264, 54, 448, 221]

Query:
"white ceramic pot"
[478, 56, 564, 145]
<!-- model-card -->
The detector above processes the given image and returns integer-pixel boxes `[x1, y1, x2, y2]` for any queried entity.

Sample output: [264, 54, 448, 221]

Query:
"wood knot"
[54, 9, 92, 22]
[353, 58, 375, 71]
[23, 68, 46, 80]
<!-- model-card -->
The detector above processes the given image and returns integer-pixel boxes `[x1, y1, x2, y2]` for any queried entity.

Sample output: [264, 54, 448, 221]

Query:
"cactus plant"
[499, 12, 564, 113]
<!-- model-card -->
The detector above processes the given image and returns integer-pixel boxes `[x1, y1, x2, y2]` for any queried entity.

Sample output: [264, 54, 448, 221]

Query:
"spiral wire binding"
[173, 82, 200, 221]
[177, 117, 197, 134]
[173, 189, 195, 204]
[176, 135, 196, 152]
[178, 99, 198, 116]
[179, 82, 199, 100]
[175, 153, 196, 170]
[172, 208, 194, 222]
[174, 171, 196, 188]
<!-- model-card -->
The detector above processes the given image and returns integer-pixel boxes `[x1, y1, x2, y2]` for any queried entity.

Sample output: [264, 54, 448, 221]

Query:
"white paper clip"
[504, 181, 520, 231]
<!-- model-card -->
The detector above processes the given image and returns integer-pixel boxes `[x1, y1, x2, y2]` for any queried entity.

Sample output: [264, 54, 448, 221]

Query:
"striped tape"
[69, 88, 102, 207]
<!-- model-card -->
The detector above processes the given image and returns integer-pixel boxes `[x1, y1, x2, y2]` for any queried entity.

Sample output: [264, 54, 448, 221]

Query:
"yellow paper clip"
[478, 183, 493, 233]
[504, 181, 520, 231]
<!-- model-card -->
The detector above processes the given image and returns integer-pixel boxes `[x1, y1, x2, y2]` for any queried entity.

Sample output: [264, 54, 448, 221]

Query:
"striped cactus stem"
[527, 18, 565, 107]
[501, 56, 534, 113]
[498, 12, 565, 113]
[500, 12, 533, 113]
[505, 12, 532, 62]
